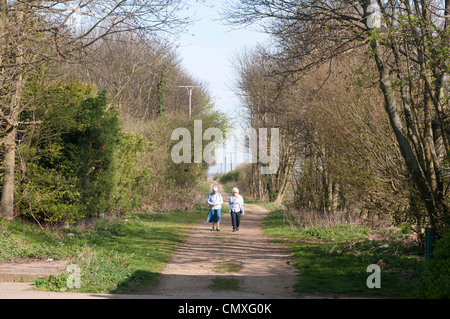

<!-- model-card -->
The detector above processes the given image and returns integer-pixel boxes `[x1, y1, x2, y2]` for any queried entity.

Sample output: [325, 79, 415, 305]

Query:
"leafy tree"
[60, 91, 123, 217]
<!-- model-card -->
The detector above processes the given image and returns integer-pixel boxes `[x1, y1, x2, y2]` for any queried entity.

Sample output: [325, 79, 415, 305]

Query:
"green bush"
[16, 78, 96, 222]
[113, 133, 151, 211]
[60, 91, 123, 216]
[419, 231, 450, 298]
[16, 79, 130, 222]
[219, 169, 239, 184]
[34, 274, 69, 292]
[16, 164, 83, 223]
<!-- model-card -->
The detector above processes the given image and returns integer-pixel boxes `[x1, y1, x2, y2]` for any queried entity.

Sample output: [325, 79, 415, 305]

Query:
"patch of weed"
[213, 259, 242, 274]
[209, 277, 240, 291]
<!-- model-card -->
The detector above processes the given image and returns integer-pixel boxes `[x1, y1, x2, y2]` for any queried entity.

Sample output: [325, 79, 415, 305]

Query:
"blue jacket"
[207, 192, 223, 210]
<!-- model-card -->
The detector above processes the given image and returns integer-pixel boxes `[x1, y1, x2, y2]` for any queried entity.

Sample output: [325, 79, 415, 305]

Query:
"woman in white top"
[228, 187, 244, 232]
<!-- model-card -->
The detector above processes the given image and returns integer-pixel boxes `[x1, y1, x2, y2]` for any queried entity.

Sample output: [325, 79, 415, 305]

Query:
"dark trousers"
[230, 211, 241, 230]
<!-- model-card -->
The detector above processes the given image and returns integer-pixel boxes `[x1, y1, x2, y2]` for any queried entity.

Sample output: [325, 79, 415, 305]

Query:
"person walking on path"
[228, 187, 244, 232]
[207, 186, 223, 231]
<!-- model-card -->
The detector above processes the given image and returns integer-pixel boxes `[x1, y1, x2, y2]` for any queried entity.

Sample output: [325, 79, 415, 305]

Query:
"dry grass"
[288, 207, 365, 229]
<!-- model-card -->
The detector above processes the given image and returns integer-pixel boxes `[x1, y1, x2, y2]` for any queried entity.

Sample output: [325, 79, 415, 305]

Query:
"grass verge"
[213, 259, 242, 274]
[262, 209, 425, 298]
[0, 204, 206, 294]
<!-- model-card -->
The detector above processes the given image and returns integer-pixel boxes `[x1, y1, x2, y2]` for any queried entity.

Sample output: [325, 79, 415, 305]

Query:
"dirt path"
[0, 182, 301, 299]
[143, 182, 300, 299]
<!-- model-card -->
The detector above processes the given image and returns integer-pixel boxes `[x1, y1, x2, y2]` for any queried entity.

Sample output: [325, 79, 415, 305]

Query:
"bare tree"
[223, 0, 450, 232]
[70, 32, 209, 124]
[1, 0, 190, 219]
[231, 47, 298, 203]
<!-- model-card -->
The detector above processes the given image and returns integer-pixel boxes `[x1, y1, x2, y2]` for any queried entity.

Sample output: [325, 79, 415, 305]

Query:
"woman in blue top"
[207, 186, 223, 231]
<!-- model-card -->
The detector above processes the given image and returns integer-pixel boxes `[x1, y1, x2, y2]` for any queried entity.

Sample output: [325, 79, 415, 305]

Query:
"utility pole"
[179, 86, 200, 119]
[228, 152, 234, 171]
[224, 153, 227, 173]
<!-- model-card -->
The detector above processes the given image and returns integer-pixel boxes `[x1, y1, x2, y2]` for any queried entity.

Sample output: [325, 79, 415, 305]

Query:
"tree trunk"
[1, 127, 16, 220]
[274, 150, 295, 204]
[0, 2, 24, 220]
[368, 29, 441, 229]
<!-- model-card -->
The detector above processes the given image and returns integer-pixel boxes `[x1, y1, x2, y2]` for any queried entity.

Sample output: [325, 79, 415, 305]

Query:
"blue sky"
[175, 0, 268, 115]
[174, 1, 269, 174]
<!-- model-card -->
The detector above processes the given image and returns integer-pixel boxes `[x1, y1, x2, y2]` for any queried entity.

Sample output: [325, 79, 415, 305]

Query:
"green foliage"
[16, 78, 98, 222]
[139, 114, 204, 195]
[213, 259, 242, 274]
[3, 202, 206, 294]
[60, 91, 123, 216]
[301, 224, 371, 241]
[208, 277, 240, 291]
[16, 78, 139, 222]
[219, 169, 239, 184]
[0, 218, 74, 262]
[17, 164, 83, 223]
[34, 274, 69, 292]
[136, 110, 229, 208]
[113, 133, 151, 211]
[419, 231, 450, 298]
[8, 60, 230, 223]
[262, 209, 370, 241]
